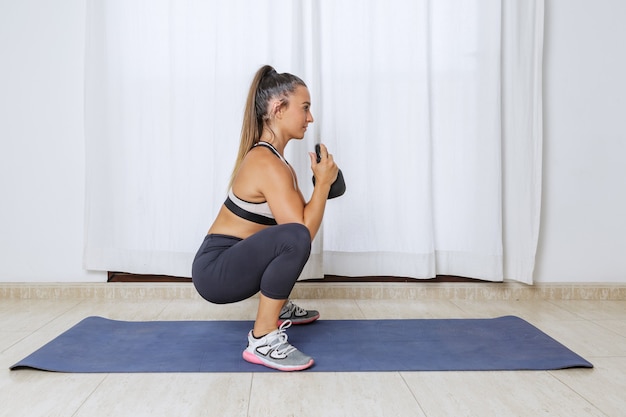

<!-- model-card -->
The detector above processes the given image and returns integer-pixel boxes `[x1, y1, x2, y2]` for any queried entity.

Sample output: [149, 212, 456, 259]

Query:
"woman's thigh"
[192, 223, 310, 303]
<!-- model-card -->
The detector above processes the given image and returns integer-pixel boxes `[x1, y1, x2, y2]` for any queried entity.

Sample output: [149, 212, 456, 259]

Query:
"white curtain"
[84, 0, 544, 284]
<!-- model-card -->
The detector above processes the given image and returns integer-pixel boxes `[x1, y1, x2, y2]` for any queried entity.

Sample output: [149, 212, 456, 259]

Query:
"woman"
[192, 65, 338, 371]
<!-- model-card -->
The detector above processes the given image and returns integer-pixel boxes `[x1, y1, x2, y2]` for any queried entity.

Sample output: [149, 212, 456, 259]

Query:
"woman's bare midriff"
[207, 205, 271, 240]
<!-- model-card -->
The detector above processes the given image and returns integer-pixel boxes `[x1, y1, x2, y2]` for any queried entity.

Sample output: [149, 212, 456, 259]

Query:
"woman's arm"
[260, 145, 338, 240]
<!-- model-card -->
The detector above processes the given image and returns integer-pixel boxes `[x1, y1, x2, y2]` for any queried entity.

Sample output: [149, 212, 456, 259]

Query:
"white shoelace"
[268, 320, 296, 356]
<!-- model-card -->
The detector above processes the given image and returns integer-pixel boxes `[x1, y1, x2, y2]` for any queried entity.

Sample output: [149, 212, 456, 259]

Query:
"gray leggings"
[191, 223, 311, 304]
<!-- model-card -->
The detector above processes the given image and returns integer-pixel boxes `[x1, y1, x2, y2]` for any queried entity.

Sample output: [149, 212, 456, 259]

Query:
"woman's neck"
[259, 129, 288, 154]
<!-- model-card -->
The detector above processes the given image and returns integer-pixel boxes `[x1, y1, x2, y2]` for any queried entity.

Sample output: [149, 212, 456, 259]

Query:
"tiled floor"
[1, 285, 625, 417]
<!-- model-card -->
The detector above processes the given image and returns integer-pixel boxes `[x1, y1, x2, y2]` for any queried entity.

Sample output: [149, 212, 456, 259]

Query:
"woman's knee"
[278, 223, 311, 259]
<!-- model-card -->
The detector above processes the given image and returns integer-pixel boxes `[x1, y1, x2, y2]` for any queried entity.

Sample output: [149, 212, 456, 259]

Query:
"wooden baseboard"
[108, 272, 191, 282]
[107, 271, 488, 283]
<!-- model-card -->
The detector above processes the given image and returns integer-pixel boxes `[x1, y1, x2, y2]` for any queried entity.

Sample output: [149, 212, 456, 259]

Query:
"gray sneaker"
[242, 321, 314, 371]
[278, 300, 320, 325]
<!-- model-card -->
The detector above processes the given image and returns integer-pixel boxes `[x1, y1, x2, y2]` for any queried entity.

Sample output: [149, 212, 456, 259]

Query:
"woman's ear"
[271, 100, 283, 119]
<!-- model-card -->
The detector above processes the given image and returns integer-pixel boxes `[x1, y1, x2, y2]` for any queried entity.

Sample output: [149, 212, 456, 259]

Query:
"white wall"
[534, 0, 626, 282]
[0, 0, 624, 283]
[0, 0, 104, 282]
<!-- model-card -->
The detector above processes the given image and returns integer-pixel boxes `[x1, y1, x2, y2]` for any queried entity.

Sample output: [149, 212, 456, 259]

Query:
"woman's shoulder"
[244, 145, 286, 168]
[239, 146, 291, 180]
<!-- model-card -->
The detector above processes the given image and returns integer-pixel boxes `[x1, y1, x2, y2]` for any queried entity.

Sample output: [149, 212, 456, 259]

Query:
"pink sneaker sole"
[242, 351, 314, 371]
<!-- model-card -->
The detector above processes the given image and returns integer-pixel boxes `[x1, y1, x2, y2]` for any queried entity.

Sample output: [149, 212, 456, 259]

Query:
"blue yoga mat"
[10, 316, 592, 373]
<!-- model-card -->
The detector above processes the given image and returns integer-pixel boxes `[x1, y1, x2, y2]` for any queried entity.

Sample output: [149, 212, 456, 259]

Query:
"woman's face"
[279, 85, 314, 140]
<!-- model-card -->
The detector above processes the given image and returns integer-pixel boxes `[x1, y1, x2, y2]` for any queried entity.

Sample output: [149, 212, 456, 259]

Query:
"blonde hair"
[229, 65, 306, 187]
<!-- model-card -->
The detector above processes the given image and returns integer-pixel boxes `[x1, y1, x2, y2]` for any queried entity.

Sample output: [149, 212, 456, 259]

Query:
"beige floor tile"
[156, 298, 365, 321]
[356, 299, 469, 319]
[402, 371, 605, 417]
[72, 373, 252, 417]
[536, 319, 626, 358]
[2, 293, 624, 417]
[35, 299, 174, 334]
[549, 300, 626, 321]
[451, 300, 582, 322]
[0, 369, 105, 417]
[248, 372, 426, 417]
[295, 298, 365, 320]
[595, 319, 626, 337]
[0, 299, 82, 332]
[550, 357, 626, 417]
[0, 332, 29, 352]
[157, 298, 258, 321]
[73, 299, 173, 319]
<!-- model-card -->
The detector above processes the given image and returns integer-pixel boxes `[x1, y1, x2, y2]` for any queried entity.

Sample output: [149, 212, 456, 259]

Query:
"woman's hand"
[309, 143, 339, 188]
